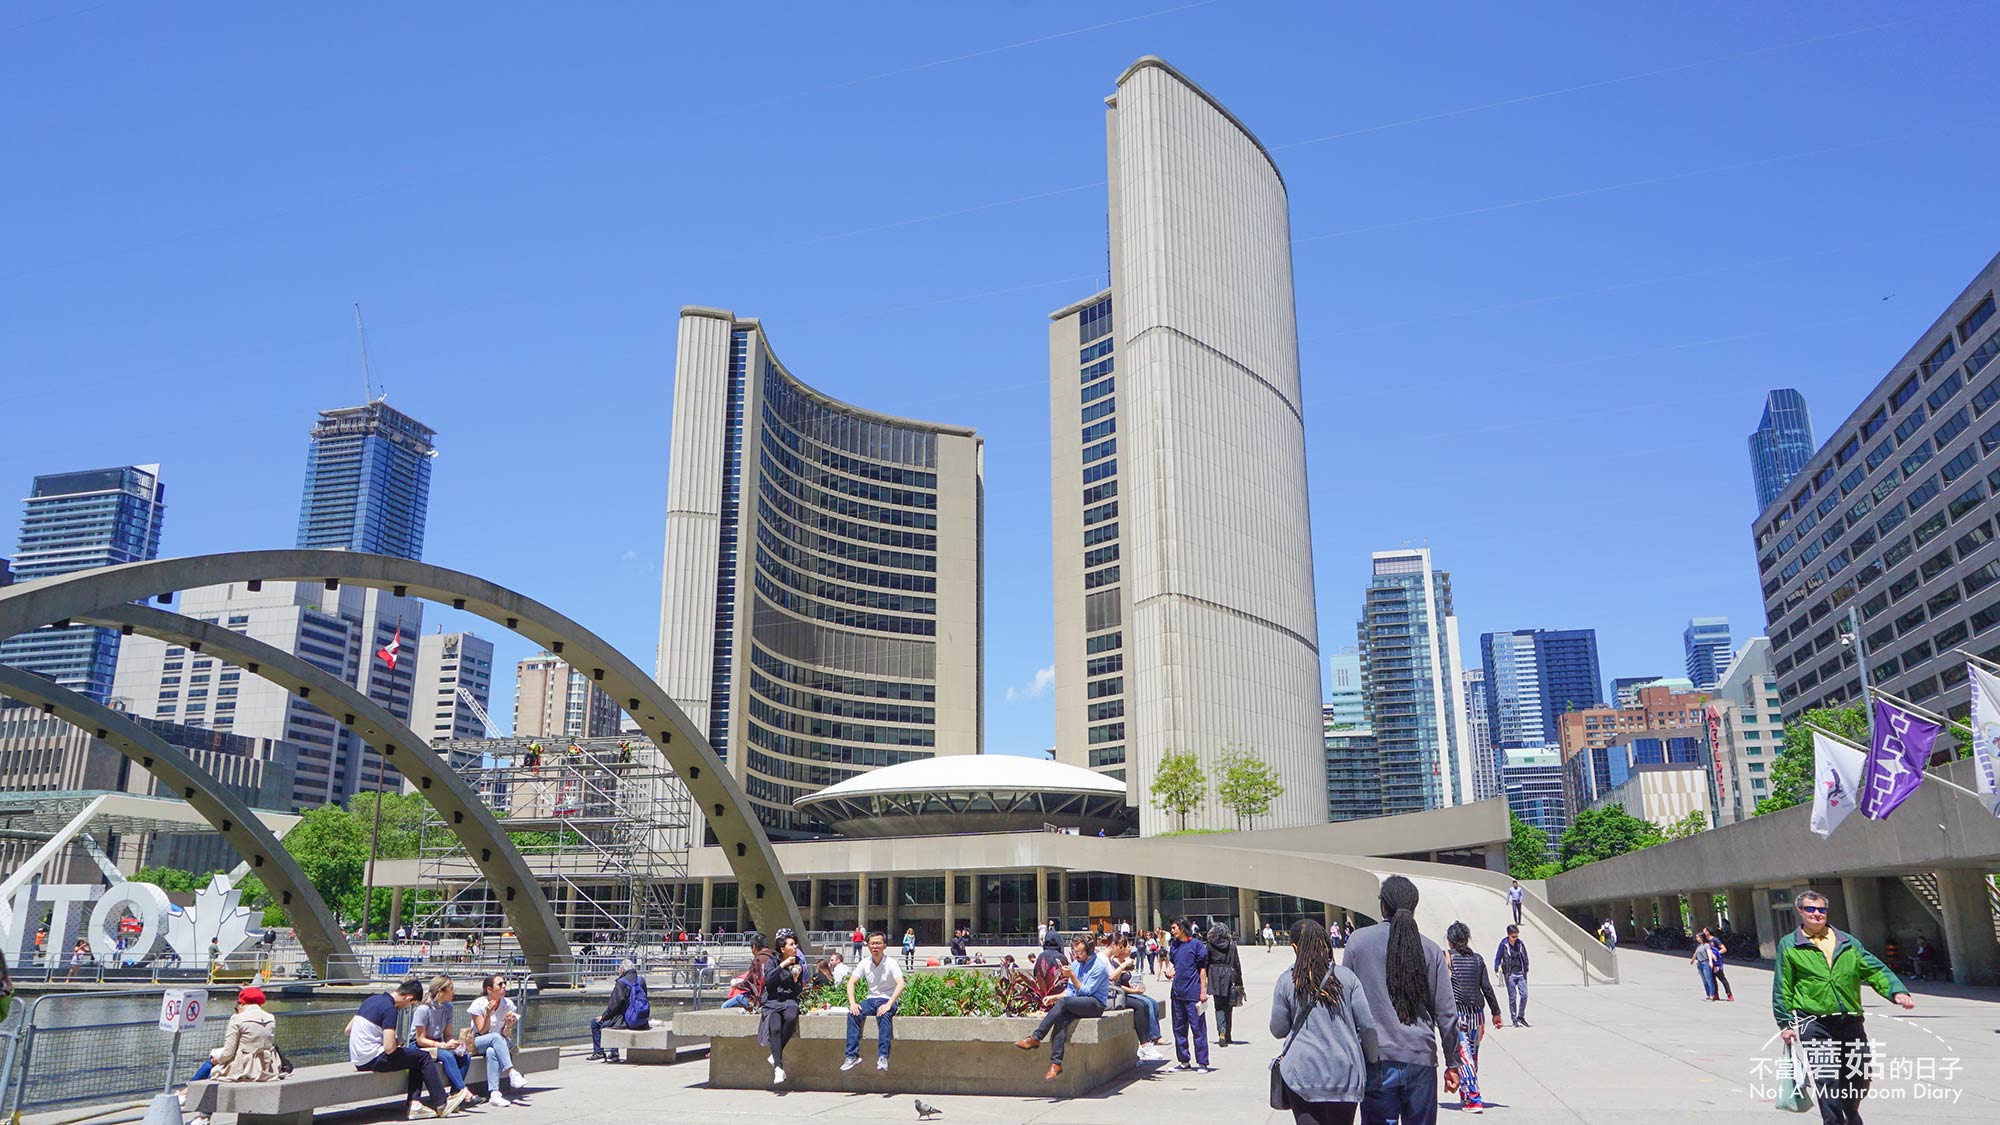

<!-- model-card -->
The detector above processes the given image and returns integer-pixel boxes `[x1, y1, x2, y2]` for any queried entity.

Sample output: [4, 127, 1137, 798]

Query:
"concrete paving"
[47, 943, 1997, 1125]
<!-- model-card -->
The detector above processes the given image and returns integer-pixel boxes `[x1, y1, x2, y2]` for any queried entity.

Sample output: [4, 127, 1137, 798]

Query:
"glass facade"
[1682, 616, 1732, 691]
[0, 464, 166, 702]
[1072, 297, 1127, 778]
[1749, 388, 1815, 511]
[296, 401, 434, 560]
[1357, 550, 1465, 815]
[1501, 746, 1567, 855]
[1323, 712, 1381, 822]
[1480, 628, 1604, 753]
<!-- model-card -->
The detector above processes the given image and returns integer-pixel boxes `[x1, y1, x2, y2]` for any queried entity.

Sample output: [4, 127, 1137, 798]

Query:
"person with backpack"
[1270, 919, 1379, 1125]
[1342, 875, 1461, 1124]
[759, 930, 805, 1085]
[589, 959, 650, 1062]
[1443, 922, 1502, 1115]
[1207, 924, 1246, 1046]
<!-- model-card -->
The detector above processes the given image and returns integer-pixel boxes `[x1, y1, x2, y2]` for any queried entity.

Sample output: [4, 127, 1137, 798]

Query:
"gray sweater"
[1269, 963, 1378, 1103]
[1339, 921, 1462, 1068]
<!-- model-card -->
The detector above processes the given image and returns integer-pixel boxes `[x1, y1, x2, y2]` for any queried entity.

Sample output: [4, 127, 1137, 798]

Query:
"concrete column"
[1754, 886, 1784, 960]
[1622, 899, 1647, 942]
[1135, 876, 1151, 932]
[1238, 886, 1258, 936]
[1689, 892, 1718, 934]
[389, 886, 404, 931]
[943, 869, 956, 937]
[1057, 869, 1070, 930]
[1840, 876, 1888, 953]
[806, 877, 819, 934]
[699, 877, 713, 935]
[1935, 869, 2000, 985]
[1728, 888, 1758, 944]
[969, 874, 982, 936]
[1035, 867, 1049, 936]
[887, 876, 900, 940]
[1818, 881, 1850, 940]
[1324, 902, 1337, 932]
[1656, 895, 1681, 931]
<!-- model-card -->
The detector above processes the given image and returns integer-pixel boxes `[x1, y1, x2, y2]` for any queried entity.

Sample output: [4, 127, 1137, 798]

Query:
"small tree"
[1558, 805, 1664, 871]
[1505, 812, 1550, 874]
[1215, 745, 1284, 830]
[1658, 809, 1709, 841]
[1150, 750, 1207, 830]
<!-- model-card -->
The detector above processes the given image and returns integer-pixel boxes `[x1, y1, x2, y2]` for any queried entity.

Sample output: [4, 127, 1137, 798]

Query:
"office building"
[1359, 548, 1471, 814]
[1557, 684, 1712, 759]
[1683, 616, 1732, 691]
[1566, 729, 1706, 814]
[1750, 388, 1815, 511]
[514, 651, 622, 740]
[1587, 761, 1712, 831]
[1326, 651, 1366, 728]
[297, 400, 436, 560]
[1324, 711, 1380, 823]
[0, 466, 167, 704]
[1756, 253, 2000, 722]
[1047, 57, 1325, 832]
[1463, 668, 1497, 800]
[1478, 628, 1603, 751]
[413, 632, 496, 744]
[1609, 675, 1661, 708]
[1502, 745, 1567, 853]
[657, 309, 984, 838]
[1706, 637, 1785, 824]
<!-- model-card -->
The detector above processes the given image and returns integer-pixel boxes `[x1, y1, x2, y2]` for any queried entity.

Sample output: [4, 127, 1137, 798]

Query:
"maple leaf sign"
[164, 873, 259, 963]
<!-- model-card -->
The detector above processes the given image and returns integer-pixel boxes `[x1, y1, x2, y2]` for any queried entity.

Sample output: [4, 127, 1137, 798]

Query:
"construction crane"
[456, 686, 500, 738]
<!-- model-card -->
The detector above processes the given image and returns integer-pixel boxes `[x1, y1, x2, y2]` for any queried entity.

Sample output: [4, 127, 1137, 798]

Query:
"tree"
[1754, 704, 1868, 816]
[1150, 750, 1207, 830]
[282, 804, 370, 922]
[1506, 812, 1551, 874]
[1558, 805, 1664, 871]
[129, 866, 212, 893]
[347, 791, 430, 860]
[1658, 809, 1709, 841]
[1214, 745, 1284, 830]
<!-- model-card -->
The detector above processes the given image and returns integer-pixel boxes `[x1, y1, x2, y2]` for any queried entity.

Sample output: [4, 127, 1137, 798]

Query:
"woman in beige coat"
[180, 986, 284, 1124]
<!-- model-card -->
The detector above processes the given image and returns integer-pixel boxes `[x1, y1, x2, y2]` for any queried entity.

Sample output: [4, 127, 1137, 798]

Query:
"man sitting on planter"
[842, 931, 905, 1073]
[1015, 936, 1110, 1080]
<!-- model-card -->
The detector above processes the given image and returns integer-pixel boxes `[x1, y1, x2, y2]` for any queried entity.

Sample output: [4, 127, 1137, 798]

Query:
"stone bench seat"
[599, 1026, 708, 1063]
[186, 1044, 559, 1125]
[675, 1007, 1135, 1096]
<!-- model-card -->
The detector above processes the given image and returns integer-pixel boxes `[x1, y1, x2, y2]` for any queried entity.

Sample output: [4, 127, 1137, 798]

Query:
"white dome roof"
[805, 754, 1127, 801]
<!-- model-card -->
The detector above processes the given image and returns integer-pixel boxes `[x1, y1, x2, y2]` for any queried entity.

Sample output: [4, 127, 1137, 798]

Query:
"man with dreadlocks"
[1269, 918, 1378, 1124]
[1342, 875, 1461, 1125]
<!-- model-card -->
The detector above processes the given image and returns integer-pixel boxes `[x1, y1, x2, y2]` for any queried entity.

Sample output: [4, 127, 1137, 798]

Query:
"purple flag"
[1859, 698, 1942, 819]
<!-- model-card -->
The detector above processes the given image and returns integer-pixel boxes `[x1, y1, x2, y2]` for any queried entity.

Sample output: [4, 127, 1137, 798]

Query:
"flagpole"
[1950, 646, 2000, 674]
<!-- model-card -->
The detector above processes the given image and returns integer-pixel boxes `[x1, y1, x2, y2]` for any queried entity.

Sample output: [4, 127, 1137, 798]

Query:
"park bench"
[599, 1026, 709, 1063]
[184, 1044, 559, 1125]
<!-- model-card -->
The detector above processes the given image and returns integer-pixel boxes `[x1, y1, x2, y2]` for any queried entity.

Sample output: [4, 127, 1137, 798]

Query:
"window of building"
[1920, 338, 1958, 379]
[1082, 459, 1117, 485]
[1873, 468, 1905, 502]
[1957, 520, 1996, 558]
[1866, 440, 1894, 471]
[1083, 438, 1116, 463]
[1950, 483, 1987, 521]
[1936, 406, 1973, 447]
[1862, 407, 1889, 439]
[1928, 371, 1966, 412]
[1962, 294, 1997, 342]
[1902, 444, 1936, 479]
[1941, 446, 1981, 485]
[1928, 585, 1963, 616]
[1896, 408, 1929, 445]
[1915, 510, 1951, 547]
[1895, 606, 1928, 636]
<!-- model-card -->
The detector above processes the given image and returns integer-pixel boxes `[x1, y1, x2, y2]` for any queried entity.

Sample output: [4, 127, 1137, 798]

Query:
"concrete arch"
[82, 603, 570, 977]
[0, 550, 805, 938]
[0, 664, 355, 973]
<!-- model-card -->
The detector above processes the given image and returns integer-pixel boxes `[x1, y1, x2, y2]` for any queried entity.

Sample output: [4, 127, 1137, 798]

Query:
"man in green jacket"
[1772, 889, 1914, 1124]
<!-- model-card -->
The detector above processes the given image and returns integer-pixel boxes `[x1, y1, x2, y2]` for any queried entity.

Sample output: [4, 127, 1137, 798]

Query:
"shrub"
[801, 967, 1008, 1017]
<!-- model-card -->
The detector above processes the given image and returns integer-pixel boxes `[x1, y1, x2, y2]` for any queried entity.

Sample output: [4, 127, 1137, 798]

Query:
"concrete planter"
[675, 1007, 1137, 1096]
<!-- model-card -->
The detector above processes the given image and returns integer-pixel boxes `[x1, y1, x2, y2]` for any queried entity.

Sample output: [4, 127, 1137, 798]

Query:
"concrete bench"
[599, 1026, 708, 1063]
[675, 1007, 1135, 1096]
[185, 1044, 559, 1125]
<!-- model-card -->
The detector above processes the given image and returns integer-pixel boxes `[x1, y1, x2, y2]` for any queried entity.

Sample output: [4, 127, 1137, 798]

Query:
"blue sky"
[6, 1, 2000, 759]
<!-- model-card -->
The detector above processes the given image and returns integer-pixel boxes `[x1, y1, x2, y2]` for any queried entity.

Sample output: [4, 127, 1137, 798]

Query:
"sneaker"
[409, 1104, 433, 1121]
[190, 1116, 210, 1125]
[772, 1066, 786, 1085]
[877, 1058, 889, 1072]
[586, 1050, 606, 1061]
[605, 1052, 621, 1063]
[505, 1069, 526, 1090]
[1517, 1018, 1531, 1027]
[488, 1092, 511, 1109]
[1468, 1105, 1484, 1115]
[444, 1089, 472, 1116]
[464, 1094, 487, 1108]
[840, 1056, 862, 1072]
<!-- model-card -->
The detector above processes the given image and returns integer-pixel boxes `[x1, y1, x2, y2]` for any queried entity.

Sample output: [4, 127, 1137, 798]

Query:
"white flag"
[1810, 731, 1866, 838]
[1967, 664, 2000, 817]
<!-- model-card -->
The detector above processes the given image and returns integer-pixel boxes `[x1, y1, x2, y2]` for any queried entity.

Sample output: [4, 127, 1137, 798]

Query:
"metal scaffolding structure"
[416, 736, 693, 961]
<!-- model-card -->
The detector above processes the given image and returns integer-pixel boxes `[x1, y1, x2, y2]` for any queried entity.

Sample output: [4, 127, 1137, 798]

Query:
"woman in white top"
[466, 975, 527, 1105]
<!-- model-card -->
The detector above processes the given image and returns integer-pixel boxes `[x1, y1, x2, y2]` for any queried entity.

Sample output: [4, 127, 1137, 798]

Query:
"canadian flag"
[376, 627, 402, 671]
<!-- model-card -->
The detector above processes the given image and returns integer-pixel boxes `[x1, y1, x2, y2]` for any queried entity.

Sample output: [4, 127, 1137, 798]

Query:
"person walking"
[1774, 888, 1912, 1125]
[1692, 928, 1719, 1001]
[1444, 922, 1502, 1115]
[1706, 933, 1734, 1001]
[588, 959, 649, 1062]
[1270, 919, 1379, 1125]
[1342, 875, 1461, 1125]
[1161, 917, 1210, 1071]
[760, 930, 804, 1086]
[1263, 923, 1277, 952]
[1015, 936, 1110, 1080]
[843, 931, 905, 1073]
[1492, 925, 1530, 1028]
[1598, 919, 1618, 949]
[1505, 881, 1525, 927]
[901, 927, 918, 971]
[851, 925, 865, 962]
[1206, 924, 1246, 1046]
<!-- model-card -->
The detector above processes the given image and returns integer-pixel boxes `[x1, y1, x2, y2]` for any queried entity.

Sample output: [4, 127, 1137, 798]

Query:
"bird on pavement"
[915, 1098, 943, 1119]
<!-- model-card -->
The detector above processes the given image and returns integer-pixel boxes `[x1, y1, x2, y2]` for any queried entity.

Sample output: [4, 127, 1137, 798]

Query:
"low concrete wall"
[676, 1007, 1137, 1096]
[601, 1026, 707, 1063]
[187, 1044, 560, 1125]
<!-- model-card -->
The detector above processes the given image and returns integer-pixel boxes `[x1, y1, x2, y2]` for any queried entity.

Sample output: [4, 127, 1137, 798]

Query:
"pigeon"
[915, 1098, 943, 1119]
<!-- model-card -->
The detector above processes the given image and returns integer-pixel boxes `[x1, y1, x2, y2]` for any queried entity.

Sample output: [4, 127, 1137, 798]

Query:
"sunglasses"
[1798, 905, 1829, 915]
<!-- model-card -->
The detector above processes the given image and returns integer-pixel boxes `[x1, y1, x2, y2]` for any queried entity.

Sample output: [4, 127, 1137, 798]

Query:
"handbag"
[1775, 1026, 1813, 1113]
[1268, 970, 1326, 1111]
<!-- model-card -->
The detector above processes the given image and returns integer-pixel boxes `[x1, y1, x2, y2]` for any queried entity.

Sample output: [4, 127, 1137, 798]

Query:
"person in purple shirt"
[1162, 917, 1210, 1071]
[1015, 936, 1110, 1080]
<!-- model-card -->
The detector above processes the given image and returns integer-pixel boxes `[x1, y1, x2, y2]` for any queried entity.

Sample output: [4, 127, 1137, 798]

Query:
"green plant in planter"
[801, 968, 1007, 1017]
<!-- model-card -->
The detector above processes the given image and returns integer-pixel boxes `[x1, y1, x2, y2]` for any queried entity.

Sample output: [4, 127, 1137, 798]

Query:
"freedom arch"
[0, 550, 807, 973]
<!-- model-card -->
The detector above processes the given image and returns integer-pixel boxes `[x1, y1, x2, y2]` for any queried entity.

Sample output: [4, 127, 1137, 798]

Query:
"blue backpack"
[623, 974, 651, 1030]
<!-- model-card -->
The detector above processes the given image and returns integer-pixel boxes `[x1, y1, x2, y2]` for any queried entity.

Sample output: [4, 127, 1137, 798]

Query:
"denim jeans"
[1696, 959, 1717, 999]
[1360, 1060, 1437, 1125]
[720, 994, 752, 1011]
[186, 1059, 214, 1084]
[436, 1049, 470, 1093]
[1121, 994, 1160, 1041]
[474, 1032, 514, 1094]
[845, 997, 896, 1060]
[1504, 973, 1528, 1023]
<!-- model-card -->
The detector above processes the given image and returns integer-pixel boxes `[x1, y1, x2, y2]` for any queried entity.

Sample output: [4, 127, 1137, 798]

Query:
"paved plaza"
[210, 944, 1995, 1125]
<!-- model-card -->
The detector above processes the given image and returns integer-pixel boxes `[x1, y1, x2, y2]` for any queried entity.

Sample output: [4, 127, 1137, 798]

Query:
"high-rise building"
[413, 632, 496, 744]
[0, 465, 167, 703]
[1324, 709, 1379, 823]
[1478, 628, 1603, 753]
[1325, 651, 1366, 728]
[1048, 57, 1325, 832]
[1755, 253, 2000, 723]
[1463, 667, 1498, 800]
[1683, 617, 1732, 691]
[1609, 675, 1661, 709]
[1501, 745, 1567, 854]
[657, 309, 984, 837]
[1358, 548, 1471, 814]
[1749, 388, 1815, 511]
[514, 651, 621, 740]
[1707, 637, 1785, 824]
[297, 400, 436, 560]
[1565, 730, 1707, 812]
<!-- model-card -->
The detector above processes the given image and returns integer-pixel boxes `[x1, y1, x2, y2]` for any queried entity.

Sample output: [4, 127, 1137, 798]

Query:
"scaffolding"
[416, 736, 693, 965]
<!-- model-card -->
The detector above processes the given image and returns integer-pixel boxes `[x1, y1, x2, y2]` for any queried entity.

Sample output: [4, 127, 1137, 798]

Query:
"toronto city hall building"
[658, 309, 984, 838]
[1756, 251, 2000, 722]
[1048, 58, 1326, 833]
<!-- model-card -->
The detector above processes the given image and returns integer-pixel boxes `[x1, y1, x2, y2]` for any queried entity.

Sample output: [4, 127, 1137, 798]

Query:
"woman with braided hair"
[1269, 919, 1379, 1124]
[1341, 876, 1462, 1125]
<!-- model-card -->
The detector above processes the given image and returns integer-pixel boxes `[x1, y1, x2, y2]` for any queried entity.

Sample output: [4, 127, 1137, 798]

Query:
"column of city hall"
[1934, 868, 2000, 985]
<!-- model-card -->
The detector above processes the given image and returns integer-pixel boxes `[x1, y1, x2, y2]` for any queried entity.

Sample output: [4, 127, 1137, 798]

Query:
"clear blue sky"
[7, 1, 2000, 759]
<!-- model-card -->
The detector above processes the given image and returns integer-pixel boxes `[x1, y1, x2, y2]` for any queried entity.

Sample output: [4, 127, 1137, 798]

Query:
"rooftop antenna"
[353, 302, 378, 403]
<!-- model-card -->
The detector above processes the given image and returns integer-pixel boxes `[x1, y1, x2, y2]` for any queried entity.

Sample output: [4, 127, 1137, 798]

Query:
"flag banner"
[1968, 664, 2000, 817]
[376, 627, 402, 671]
[1810, 730, 1865, 838]
[1859, 698, 1942, 820]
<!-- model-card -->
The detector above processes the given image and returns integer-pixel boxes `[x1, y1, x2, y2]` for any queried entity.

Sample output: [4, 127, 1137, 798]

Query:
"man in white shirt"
[842, 931, 905, 1072]
[1507, 879, 1526, 925]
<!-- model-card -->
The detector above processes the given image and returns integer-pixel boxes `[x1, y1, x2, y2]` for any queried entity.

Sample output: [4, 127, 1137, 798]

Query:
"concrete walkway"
[61, 943, 1994, 1125]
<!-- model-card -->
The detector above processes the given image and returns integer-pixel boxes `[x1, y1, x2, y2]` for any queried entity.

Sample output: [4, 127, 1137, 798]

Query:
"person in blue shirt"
[1014, 936, 1109, 1079]
[1163, 917, 1211, 1071]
